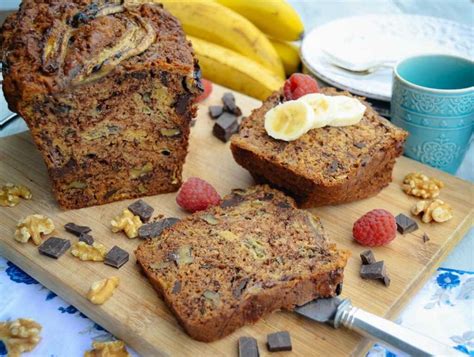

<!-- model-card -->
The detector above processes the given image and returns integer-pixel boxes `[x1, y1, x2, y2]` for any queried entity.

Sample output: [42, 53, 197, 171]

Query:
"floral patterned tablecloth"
[1, 256, 472, 356]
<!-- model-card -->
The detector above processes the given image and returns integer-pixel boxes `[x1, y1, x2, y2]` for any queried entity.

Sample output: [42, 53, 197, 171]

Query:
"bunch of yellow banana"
[158, 0, 304, 99]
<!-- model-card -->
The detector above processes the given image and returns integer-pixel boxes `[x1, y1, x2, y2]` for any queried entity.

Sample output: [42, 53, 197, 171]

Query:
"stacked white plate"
[301, 15, 473, 102]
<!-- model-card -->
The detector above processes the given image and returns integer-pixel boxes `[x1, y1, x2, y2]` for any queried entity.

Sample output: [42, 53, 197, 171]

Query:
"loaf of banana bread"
[0, 0, 202, 209]
[135, 185, 349, 342]
[231, 88, 408, 207]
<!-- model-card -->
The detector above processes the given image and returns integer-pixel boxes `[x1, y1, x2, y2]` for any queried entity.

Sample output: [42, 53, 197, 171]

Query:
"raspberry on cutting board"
[353, 209, 397, 247]
[176, 177, 221, 213]
[283, 73, 320, 100]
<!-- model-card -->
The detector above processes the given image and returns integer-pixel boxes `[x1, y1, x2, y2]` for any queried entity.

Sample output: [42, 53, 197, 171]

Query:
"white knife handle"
[334, 299, 463, 356]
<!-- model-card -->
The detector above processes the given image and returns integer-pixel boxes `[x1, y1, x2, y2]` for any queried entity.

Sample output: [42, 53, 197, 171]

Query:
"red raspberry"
[283, 73, 320, 100]
[195, 79, 213, 102]
[176, 177, 221, 212]
[352, 209, 397, 247]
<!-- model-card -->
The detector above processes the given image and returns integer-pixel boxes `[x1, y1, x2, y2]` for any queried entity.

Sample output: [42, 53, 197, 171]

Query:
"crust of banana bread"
[135, 185, 349, 342]
[231, 88, 408, 207]
[0, 1, 202, 209]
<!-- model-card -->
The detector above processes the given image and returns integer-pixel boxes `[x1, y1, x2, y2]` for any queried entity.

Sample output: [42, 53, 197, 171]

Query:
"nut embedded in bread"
[231, 88, 408, 207]
[135, 185, 349, 342]
[0, 0, 203, 209]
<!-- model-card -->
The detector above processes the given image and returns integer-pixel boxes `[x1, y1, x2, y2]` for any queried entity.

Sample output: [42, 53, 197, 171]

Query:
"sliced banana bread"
[135, 185, 349, 342]
[0, 1, 202, 209]
[231, 88, 408, 207]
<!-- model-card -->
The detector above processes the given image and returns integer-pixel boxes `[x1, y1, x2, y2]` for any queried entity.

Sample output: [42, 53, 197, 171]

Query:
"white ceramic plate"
[301, 15, 473, 101]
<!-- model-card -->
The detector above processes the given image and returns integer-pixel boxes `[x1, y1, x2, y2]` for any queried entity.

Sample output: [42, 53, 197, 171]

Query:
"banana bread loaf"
[231, 88, 408, 207]
[0, 0, 202, 209]
[135, 185, 349, 342]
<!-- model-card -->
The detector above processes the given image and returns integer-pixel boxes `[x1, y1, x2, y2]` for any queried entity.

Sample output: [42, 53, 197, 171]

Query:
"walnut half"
[71, 241, 107, 261]
[87, 276, 120, 305]
[111, 209, 142, 239]
[14, 214, 55, 245]
[0, 318, 42, 357]
[84, 340, 130, 357]
[411, 199, 453, 223]
[402, 172, 444, 199]
[0, 183, 32, 207]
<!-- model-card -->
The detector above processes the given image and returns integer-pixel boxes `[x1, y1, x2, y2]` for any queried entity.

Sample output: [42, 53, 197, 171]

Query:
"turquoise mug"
[391, 54, 474, 174]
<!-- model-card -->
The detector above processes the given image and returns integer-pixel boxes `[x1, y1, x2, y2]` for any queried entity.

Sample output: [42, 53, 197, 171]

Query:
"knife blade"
[295, 297, 464, 356]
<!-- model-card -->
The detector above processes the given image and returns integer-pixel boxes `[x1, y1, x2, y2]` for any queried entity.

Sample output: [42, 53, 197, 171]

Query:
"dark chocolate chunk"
[172, 281, 181, 294]
[39, 237, 71, 259]
[79, 233, 94, 245]
[238, 336, 259, 357]
[276, 201, 292, 209]
[64, 222, 91, 236]
[360, 250, 376, 265]
[220, 194, 245, 208]
[335, 283, 343, 296]
[128, 199, 154, 222]
[175, 93, 192, 115]
[213, 113, 239, 142]
[422, 232, 430, 243]
[396, 213, 419, 234]
[222, 92, 242, 116]
[209, 105, 224, 119]
[262, 193, 274, 201]
[232, 278, 249, 298]
[138, 218, 180, 239]
[360, 261, 386, 280]
[327, 159, 340, 174]
[383, 275, 391, 287]
[267, 331, 292, 352]
[104, 246, 129, 269]
[354, 142, 366, 149]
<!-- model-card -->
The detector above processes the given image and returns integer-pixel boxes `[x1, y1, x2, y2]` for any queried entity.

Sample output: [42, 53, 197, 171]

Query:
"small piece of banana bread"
[0, 1, 202, 209]
[231, 88, 408, 207]
[135, 185, 349, 342]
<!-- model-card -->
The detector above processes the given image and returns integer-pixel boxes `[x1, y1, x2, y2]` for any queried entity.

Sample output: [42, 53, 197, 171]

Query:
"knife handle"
[334, 299, 463, 356]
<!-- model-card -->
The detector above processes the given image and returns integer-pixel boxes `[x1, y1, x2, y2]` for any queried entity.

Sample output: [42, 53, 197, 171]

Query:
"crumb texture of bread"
[0, 0, 202, 209]
[135, 185, 349, 342]
[231, 88, 408, 207]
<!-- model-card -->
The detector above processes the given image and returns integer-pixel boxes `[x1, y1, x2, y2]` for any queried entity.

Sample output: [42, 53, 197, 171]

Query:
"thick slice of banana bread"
[231, 88, 408, 207]
[0, 1, 202, 209]
[135, 185, 349, 342]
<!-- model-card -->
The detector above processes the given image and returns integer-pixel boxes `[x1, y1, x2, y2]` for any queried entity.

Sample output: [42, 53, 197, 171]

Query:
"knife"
[295, 297, 464, 356]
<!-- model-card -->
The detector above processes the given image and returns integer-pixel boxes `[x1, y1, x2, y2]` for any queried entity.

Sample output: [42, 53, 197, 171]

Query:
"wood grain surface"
[0, 85, 472, 356]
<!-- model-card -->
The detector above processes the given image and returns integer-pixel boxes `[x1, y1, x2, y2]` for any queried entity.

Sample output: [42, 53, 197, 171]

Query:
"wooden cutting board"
[0, 85, 472, 356]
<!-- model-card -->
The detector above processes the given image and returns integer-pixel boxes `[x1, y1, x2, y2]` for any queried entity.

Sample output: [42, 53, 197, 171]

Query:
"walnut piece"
[402, 172, 444, 199]
[71, 241, 107, 261]
[110, 209, 142, 238]
[0, 183, 32, 207]
[84, 340, 130, 357]
[411, 199, 453, 223]
[0, 318, 42, 357]
[14, 214, 55, 245]
[87, 276, 120, 305]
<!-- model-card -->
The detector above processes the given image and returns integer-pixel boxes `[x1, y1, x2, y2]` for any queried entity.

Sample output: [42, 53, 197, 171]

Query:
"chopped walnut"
[111, 209, 142, 238]
[0, 183, 32, 207]
[84, 340, 130, 357]
[71, 241, 107, 261]
[87, 276, 120, 305]
[411, 199, 453, 223]
[0, 318, 42, 357]
[14, 214, 55, 245]
[402, 172, 444, 199]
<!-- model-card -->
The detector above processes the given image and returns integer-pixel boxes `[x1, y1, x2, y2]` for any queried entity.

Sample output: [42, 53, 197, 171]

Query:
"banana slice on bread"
[265, 93, 366, 141]
[328, 96, 366, 127]
[265, 100, 315, 141]
[299, 93, 333, 129]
